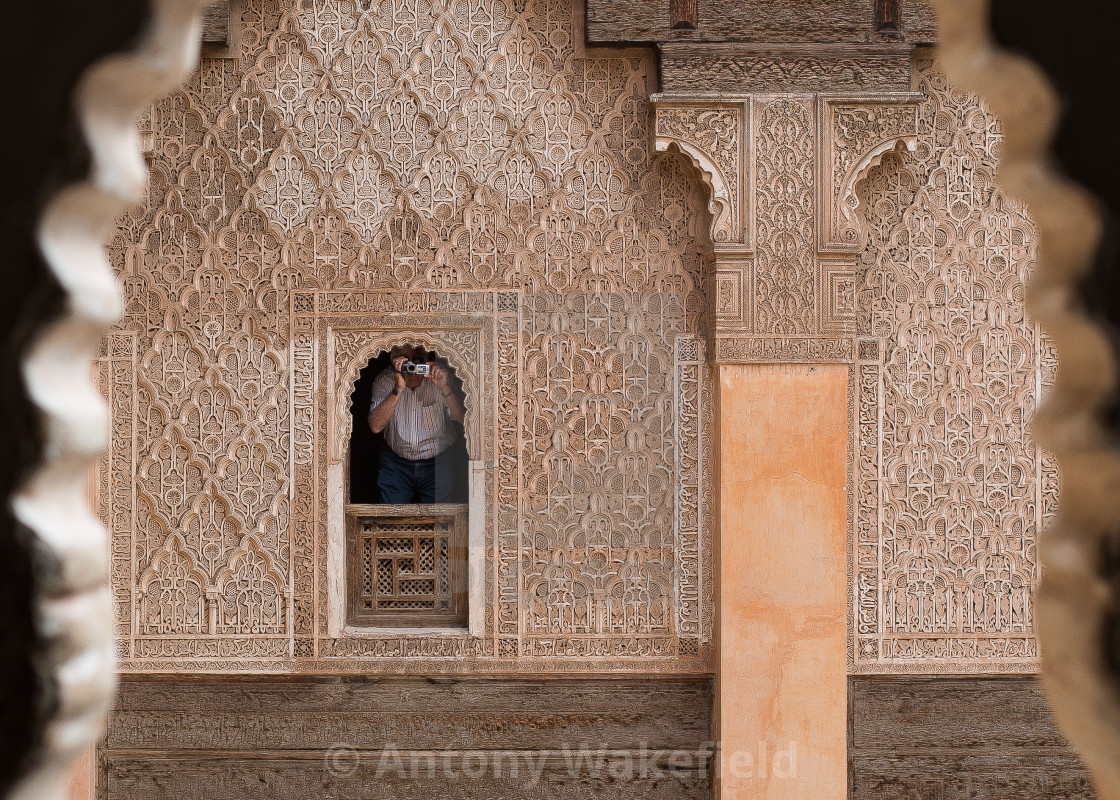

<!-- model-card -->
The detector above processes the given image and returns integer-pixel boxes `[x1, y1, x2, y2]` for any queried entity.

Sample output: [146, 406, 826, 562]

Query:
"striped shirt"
[369, 369, 457, 460]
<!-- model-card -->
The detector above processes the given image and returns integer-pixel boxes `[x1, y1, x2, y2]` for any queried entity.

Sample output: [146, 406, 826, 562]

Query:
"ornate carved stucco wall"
[648, 52, 1052, 673]
[102, 0, 713, 672]
[852, 57, 1055, 671]
[101, 0, 1051, 677]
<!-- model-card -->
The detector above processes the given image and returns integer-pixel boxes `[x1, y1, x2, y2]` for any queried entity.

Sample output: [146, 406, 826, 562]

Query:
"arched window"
[347, 348, 469, 504]
[344, 345, 469, 628]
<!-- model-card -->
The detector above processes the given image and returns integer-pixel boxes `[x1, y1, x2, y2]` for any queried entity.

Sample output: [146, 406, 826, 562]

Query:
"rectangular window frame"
[318, 318, 495, 643]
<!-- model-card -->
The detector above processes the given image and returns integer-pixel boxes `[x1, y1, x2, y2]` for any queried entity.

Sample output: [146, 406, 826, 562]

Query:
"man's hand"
[426, 362, 449, 394]
[392, 355, 408, 392]
[426, 362, 466, 424]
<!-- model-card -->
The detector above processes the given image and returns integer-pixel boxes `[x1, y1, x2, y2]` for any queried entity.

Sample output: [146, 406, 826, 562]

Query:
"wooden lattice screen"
[346, 504, 468, 627]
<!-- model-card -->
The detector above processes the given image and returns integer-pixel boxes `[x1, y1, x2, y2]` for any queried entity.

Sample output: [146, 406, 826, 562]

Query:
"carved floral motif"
[653, 104, 743, 243]
[822, 97, 919, 251]
[754, 98, 816, 334]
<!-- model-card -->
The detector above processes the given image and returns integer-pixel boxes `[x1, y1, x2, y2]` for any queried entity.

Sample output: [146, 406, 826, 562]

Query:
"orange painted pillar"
[716, 364, 849, 800]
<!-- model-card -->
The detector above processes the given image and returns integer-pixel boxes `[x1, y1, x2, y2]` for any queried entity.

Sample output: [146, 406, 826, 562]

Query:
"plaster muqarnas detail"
[101, 0, 713, 671]
[852, 58, 1056, 671]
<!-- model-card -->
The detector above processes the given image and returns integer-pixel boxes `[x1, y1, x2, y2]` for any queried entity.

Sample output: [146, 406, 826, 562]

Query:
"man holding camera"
[368, 344, 466, 504]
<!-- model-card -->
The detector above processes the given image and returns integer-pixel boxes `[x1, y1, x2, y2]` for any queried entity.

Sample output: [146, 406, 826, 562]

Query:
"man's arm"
[368, 360, 407, 434]
[442, 386, 466, 424]
[427, 363, 466, 424]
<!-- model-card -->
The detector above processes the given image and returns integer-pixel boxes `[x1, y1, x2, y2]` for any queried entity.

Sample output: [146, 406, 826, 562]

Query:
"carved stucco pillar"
[653, 93, 918, 800]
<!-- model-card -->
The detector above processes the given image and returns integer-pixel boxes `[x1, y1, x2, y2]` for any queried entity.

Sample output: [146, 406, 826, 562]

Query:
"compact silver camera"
[400, 360, 431, 376]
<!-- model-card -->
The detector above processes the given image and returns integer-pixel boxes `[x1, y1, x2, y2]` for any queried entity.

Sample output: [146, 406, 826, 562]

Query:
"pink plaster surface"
[66, 746, 92, 800]
[718, 364, 849, 800]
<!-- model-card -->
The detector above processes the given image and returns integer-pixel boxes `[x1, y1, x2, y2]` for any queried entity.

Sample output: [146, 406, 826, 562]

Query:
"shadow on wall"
[348, 349, 469, 504]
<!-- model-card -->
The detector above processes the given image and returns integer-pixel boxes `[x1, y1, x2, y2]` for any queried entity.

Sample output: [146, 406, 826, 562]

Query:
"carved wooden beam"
[200, 0, 241, 58]
[201, 0, 229, 45]
[669, 0, 697, 30]
[875, 0, 901, 33]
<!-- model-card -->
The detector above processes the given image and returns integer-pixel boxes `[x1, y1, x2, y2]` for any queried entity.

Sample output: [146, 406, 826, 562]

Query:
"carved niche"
[306, 291, 495, 644]
[102, 0, 714, 672]
[653, 102, 745, 246]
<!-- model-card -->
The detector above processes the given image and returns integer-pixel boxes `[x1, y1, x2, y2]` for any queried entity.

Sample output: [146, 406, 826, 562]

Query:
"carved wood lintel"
[669, 0, 697, 29]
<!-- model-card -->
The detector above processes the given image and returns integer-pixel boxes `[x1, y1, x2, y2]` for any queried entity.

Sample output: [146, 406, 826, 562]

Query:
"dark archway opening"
[348, 348, 469, 504]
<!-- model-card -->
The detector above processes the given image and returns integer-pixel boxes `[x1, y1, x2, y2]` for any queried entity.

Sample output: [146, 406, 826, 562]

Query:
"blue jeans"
[377, 446, 457, 504]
